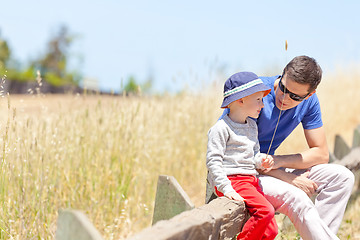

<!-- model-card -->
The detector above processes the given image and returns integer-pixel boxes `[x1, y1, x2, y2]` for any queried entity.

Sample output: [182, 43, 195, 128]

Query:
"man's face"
[274, 74, 315, 110]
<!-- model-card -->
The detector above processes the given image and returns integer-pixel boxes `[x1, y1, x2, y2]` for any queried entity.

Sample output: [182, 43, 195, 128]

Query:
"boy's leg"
[258, 174, 340, 240]
[263, 215, 278, 240]
[226, 175, 278, 240]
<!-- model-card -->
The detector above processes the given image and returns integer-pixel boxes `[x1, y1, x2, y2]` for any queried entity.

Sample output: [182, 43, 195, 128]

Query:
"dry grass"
[0, 66, 359, 239]
[0, 91, 221, 239]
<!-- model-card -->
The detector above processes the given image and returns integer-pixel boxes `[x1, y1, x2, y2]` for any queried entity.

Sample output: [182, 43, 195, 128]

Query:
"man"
[216, 56, 354, 240]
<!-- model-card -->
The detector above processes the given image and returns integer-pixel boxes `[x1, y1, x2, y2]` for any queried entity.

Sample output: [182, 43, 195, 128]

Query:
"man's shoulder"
[300, 92, 321, 111]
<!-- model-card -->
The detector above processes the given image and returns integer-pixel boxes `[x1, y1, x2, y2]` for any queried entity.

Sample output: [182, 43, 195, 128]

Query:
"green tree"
[123, 75, 153, 95]
[124, 76, 138, 94]
[0, 33, 11, 68]
[31, 25, 80, 86]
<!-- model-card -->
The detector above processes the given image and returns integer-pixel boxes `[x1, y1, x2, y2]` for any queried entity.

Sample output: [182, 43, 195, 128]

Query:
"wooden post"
[333, 147, 360, 172]
[56, 210, 104, 240]
[334, 134, 351, 160]
[205, 173, 218, 204]
[329, 152, 338, 163]
[152, 175, 195, 225]
[352, 125, 360, 148]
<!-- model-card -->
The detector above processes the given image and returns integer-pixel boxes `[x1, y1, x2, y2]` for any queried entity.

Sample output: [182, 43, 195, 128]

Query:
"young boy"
[206, 71, 278, 240]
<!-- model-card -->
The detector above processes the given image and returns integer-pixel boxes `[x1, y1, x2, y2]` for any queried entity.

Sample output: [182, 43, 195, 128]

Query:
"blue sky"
[1, 1, 360, 93]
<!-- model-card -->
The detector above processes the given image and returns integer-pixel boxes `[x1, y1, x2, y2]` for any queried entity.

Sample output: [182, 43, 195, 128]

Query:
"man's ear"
[306, 90, 316, 99]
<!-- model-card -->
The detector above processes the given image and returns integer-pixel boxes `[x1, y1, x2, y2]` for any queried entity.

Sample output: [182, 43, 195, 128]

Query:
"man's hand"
[224, 191, 244, 201]
[259, 168, 318, 197]
[290, 171, 318, 197]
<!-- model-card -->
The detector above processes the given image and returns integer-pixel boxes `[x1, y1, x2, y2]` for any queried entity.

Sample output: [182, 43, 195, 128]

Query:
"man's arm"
[262, 127, 328, 196]
[273, 126, 329, 169]
[261, 168, 318, 197]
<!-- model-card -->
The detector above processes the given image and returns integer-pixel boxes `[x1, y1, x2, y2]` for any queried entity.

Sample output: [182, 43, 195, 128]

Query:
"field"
[0, 67, 360, 239]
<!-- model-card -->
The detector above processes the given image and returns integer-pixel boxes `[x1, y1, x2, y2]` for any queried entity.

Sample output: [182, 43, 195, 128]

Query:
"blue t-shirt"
[220, 75, 323, 155]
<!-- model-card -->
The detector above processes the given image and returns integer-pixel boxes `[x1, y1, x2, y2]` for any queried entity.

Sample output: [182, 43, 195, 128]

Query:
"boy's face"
[274, 74, 315, 110]
[240, 91, 266, 119]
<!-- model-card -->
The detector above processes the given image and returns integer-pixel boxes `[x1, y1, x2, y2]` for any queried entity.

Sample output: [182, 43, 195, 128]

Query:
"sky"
[1, 0, 360, 93]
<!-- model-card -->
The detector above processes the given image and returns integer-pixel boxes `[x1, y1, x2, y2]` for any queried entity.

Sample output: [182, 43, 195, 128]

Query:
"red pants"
[215, 175, 278, 240]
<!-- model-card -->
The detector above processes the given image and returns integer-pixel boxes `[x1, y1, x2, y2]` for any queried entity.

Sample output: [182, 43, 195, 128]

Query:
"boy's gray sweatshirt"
[206, 114, 264, 195]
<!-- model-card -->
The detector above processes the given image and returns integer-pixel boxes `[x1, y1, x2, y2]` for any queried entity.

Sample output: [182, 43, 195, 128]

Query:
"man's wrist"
[273, 153, 305, 169]
[273, 155, 286, 168]
[265, 168, 296, 184]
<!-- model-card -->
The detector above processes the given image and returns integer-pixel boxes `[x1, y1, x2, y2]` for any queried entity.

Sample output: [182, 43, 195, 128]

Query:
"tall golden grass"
[0, 66, 359, 239]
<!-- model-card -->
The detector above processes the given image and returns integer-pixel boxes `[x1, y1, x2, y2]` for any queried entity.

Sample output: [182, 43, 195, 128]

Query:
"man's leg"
[308, 164, 354, 233]
[258, 174, 339, 240]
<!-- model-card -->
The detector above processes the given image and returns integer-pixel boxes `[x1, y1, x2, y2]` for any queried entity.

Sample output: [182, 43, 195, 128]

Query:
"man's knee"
[329, 164, 355, 190]
[339, 165, 355, 188]
[312, 163, 355, 192]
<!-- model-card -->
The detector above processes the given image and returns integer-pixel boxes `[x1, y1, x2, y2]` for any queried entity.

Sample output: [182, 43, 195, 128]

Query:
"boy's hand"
[224, 191, 244, 201]
[262, 155, 274, 171]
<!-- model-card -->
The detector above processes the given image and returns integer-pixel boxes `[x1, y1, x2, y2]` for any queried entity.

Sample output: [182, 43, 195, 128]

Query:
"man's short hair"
[282, 56, 322, 92]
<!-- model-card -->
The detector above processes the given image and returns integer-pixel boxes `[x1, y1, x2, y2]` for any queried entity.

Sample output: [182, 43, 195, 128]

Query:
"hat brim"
[221, 84, 271, 108]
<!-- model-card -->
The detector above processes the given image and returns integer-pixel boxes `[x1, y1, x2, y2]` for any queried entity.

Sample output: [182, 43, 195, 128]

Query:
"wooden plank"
[56, 210, 104, 240]
[128, 197, 246, 240]
[152, 175, 195, 225]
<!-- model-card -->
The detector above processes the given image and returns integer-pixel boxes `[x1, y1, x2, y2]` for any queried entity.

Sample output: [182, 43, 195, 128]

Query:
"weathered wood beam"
[127, 197, 246, 240]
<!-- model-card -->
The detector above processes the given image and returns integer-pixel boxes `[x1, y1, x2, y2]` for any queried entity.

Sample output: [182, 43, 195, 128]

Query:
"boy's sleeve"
[254, 152, 266, 170]
[206, 122, 234, 195]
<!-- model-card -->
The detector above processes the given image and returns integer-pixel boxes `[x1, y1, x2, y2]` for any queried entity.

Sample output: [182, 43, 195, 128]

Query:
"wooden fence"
[55, 125, 360, 240]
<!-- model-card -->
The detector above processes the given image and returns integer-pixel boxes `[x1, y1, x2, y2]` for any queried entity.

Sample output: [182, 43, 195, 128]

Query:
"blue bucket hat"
[221, 72, 271, 108]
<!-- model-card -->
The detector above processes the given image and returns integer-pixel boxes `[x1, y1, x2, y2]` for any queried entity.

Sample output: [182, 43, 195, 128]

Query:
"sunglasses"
[278, 78, 310, 102]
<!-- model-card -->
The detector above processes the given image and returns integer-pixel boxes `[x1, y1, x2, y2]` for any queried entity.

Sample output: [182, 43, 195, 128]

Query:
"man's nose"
[281, 91, 291, 101]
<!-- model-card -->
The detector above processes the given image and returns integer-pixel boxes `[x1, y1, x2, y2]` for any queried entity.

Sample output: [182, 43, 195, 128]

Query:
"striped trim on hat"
[223, 79, 264, 97]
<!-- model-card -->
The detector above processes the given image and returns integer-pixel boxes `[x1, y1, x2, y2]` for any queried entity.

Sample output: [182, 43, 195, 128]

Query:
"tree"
[124, 76, 139, 94]
[123, 75, 153, 95]
[0, 32, 11, 68]
[31, 25, 80, 86]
